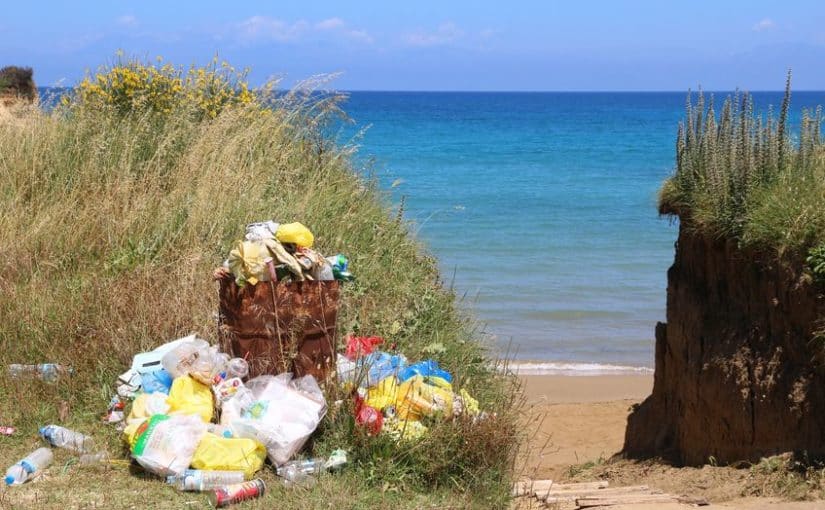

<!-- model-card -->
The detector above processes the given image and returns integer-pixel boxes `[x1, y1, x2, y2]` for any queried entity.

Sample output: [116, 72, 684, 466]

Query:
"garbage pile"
[3, 218, 487, 506]
[221, 221, 353, 285]
[339, 335, 482, 441]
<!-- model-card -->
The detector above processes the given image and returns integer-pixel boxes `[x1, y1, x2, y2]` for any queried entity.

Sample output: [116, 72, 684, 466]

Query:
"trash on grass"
[39, 424, 95, 454]
[5, 447, 53, 486]
[167, 469, 245, 492]
[166, 375, 214, 423]
[230, 374, 327, 466]
[0, 426, 15, 436]
[8, 363, 73, 383]
[190, 433, 266, 479]
[209, 479, 266, 508]
[124, 413, 207, 477]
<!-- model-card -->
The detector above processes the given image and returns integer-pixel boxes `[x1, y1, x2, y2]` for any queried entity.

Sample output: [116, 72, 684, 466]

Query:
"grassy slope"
[0, 96, 520, 508]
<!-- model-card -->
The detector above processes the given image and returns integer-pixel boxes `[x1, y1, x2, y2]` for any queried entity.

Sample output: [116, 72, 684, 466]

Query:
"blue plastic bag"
[140, 369, 173, 394]
[363, 351, 407, 387]
[396, 360, 452, 385]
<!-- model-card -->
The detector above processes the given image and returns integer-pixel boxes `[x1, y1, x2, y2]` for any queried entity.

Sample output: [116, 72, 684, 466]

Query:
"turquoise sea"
[339, 91, 825, 371]
[38, 88, 825, 371]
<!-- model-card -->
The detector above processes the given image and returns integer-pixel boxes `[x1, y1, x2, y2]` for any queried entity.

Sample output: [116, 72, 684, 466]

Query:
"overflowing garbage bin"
[218, 278, 340, 382]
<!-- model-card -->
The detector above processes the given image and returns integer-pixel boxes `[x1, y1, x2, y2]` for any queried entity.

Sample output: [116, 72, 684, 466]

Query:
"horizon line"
[38, 85, 825, 94]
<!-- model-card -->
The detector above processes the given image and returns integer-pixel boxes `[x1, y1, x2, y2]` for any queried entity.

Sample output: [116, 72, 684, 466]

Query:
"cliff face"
[624, 224, 825, 465]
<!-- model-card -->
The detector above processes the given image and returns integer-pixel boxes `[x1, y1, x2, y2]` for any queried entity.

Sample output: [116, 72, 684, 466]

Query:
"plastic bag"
[275, 222, 314, 248]
[166, 375, 214, 423]
[394, 375, 455, 420]
[161, 339, 226, 385]
[127, 414, 206, 476]
[140, 369, 173, 394]
[244, 220, 279, 242]
[396, 360, 453, 386]
[127, 392, 171, 424]
[190, 433, 266, 478]
[365, 377, 399, 411]
[226, 240, 270, 286]
[344, 335, 384, 360]
[228, 374, 326, 466]
[362, 351, 407, 387]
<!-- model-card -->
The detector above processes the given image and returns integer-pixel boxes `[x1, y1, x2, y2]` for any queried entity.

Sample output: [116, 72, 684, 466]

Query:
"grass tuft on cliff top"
[0, 56, 521, 509]
[659, 71, 825, 263]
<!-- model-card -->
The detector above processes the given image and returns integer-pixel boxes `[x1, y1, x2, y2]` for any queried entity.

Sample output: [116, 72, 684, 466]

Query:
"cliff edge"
[623, 223, 825, 465]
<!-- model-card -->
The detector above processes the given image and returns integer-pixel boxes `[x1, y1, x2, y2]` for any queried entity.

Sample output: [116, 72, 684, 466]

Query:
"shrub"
[0, 65, 37, 101]
[659, 71, 825, 254]
[73, 55, 256, 118]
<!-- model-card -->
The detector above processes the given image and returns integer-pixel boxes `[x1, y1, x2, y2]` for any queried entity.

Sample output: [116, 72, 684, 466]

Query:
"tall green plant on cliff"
[660, 71, 825, 254]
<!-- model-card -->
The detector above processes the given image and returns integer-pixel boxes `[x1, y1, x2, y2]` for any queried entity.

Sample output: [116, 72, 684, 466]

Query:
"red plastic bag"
[345, 335, 384, 360]
[354, 395, 383, 436]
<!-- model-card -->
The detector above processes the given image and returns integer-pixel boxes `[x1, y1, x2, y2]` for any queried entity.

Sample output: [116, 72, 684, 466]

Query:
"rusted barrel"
[218, 277, 339, 382]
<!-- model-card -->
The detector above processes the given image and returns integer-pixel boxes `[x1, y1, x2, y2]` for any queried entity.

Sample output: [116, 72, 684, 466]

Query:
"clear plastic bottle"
[39, 424, 95, 453]
[166, 469, 245, 491]
[276, 458, 325, 477]
[78, 452, 110, 465]
[277, 464, 317, 489]
[8, 364, 73, 383]
[5, 447, 53, 485]
[225, 358, 249, 380]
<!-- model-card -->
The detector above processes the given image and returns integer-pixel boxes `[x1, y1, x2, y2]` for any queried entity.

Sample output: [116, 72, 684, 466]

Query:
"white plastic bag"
[226, 374, 326, 466]
[128, 414, 206, 477]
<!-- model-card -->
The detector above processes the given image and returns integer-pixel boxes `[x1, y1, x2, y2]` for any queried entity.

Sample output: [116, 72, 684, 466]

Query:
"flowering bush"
[73, 55, 257, 118]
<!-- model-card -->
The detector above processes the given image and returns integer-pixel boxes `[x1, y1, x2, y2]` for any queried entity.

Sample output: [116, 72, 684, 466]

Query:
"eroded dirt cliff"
[623, 225, 825, 465]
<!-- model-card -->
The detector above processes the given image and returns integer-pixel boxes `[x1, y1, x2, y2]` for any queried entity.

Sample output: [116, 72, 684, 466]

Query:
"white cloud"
[752, 18, 776, 32]
[316, 17, 345, 30]
[236, 16, 309, 42]
[345, 29, 373, 44]
[232, 16, 371, 45]
[404, 22, 464, 47]
[116, 15, 138, 28]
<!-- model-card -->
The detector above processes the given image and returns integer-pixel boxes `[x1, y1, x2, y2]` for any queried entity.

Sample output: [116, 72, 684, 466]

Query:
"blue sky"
[2, 0, 824, 91]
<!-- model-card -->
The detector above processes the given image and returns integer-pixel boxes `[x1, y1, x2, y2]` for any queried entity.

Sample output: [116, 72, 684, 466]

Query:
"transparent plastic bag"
[227, 374, 326, 466]
[128, 414, 206, 477]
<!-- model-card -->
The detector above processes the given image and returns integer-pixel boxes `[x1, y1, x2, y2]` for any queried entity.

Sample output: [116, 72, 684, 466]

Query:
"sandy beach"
[518, 374, 823, 509]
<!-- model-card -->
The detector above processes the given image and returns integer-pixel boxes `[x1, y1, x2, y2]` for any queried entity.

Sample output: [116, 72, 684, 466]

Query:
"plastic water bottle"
[8, 364, 73, 383]
[39, 425, 94, 453]
[276, 458, 325, 477]
[78, 452, 110, 465]
[166, 469, 245, 491]
[5, 447, 53, 485]
[225, 358, 249, 380]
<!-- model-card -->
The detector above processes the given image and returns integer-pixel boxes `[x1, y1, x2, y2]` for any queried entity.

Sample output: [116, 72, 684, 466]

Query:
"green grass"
[659, 71, 825, 261]
[0, 67, 521, 508]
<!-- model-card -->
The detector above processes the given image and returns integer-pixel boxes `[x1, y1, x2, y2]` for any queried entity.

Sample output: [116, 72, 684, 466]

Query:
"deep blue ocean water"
[337, 91, 825, 367]
[38, 88, 825, 369]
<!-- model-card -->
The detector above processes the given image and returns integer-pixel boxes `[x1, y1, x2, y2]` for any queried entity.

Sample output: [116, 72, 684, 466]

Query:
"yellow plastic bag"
[191, 433, 266, 478]
[166, 375, 214, 423]
[227, 240, 268, 286]
[127, 392, 170, 423]
[395, 376, 454, 420]
[365, 377, 399, 410]
[276, 222, 314, 248]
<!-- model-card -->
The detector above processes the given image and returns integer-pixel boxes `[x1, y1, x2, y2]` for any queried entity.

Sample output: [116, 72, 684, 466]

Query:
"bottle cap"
[5, 475, 15, 485]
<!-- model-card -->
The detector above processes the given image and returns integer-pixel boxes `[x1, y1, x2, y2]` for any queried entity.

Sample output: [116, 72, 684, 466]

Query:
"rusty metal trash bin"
[217, 276, 340, 382]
